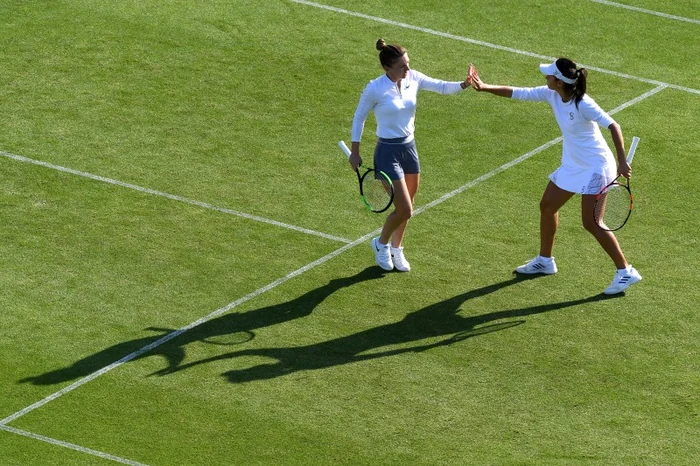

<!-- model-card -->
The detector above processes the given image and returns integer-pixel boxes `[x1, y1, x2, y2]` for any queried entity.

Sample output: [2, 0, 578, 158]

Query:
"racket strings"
[361, 171, 393, 211]
[595, 183, 631, 230]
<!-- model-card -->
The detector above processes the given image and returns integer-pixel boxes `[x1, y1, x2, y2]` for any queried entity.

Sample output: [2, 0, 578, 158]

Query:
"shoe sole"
[603, 275, 642, 295]
[514, 268, 557, 275]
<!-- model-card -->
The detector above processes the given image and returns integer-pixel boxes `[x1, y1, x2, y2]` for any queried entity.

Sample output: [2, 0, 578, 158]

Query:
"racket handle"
[627, 136, 640, 164]
[338, 140, 352, 158]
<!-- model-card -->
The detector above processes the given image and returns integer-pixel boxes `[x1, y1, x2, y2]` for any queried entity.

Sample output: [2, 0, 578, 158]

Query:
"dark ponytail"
[556, 58, 587, 108]
[376, 38, 406, 68]
[571, 68, 587, 109]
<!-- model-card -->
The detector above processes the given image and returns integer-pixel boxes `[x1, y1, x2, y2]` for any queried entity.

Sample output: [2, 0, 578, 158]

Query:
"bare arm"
[470, 69, 514, 97]
[608, 122, 631, 179]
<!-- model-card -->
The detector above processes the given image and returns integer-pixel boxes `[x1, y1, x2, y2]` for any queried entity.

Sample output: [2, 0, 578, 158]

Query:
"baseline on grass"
[593, 136, 640, 231]
[338, 140, 394, 213]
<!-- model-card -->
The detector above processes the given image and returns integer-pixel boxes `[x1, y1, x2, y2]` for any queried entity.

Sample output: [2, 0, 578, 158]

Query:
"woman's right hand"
[349, 151, 362, 172]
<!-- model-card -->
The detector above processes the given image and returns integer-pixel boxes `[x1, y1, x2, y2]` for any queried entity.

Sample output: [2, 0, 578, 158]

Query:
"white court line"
[0, 150, 353, 245]
[1, 86, 665, 434]
[1, 234, 373, 428]
[590, 0, 700, 25]
[606, 83, 668, 113]
[0, 424, 148, 466]
[290, 0, 700, 96]
[0, 5, 673, 465]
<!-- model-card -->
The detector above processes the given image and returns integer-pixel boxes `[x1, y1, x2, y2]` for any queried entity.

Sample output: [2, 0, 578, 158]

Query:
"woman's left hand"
[462, 63, 475, 88]
[465, 63, 479, 87]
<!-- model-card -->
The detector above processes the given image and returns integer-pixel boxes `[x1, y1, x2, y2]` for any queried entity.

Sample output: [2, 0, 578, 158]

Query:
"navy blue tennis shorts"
[373, 137, 420, 180]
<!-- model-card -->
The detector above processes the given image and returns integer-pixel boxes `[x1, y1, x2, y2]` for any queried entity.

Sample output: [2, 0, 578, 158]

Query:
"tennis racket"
[593, 136, 640, 231]
[339, 140, 394, 213]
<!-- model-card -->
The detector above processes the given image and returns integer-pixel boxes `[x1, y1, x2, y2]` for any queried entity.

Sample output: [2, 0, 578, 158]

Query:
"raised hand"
[470, 69, 487, 92]
[465, 63, 475, 86]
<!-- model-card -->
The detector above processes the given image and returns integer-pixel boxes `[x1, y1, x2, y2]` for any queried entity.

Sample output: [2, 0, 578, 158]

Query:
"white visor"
[539, 61, 577, 84]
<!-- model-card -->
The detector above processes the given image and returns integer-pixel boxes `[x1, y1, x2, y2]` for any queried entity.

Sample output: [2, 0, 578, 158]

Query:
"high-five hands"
[468, 64, 485, 91]
[465, 63, 476, 87]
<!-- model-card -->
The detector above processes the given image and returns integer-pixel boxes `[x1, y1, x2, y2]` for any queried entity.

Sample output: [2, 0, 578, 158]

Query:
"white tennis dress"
[512, 86, 617, 194]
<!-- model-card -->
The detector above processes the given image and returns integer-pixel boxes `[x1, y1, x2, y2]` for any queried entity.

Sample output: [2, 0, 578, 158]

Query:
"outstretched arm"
[469, 66, 514, 97]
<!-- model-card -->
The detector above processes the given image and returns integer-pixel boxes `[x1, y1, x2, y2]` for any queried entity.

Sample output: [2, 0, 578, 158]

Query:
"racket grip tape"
[627, 136, 640, 164]
[338, 140, 352, 158]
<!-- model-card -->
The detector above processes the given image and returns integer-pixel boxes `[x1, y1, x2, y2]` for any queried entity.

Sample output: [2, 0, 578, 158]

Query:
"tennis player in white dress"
[470, 58, 641, 295]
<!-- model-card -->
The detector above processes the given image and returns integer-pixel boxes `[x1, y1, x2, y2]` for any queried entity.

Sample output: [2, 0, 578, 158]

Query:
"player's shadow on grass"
[154, 275, 621, 384]
[19, 266, 387, 386]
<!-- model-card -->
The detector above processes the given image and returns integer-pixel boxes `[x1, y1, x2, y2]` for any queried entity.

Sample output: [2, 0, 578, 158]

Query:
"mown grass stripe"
[290, 0, 700, 95]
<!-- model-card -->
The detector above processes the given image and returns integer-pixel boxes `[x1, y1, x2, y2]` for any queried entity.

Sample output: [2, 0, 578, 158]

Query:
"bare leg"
[581, 194, 628, 269]
[390, 173, 419, 247]
[539, 182, 575, 257]
[379, 176, 414, 245]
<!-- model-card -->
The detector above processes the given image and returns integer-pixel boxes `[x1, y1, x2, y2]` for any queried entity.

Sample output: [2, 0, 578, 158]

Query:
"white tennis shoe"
[515, 256, 558, 275]
[371, 237, 393, 271]
[603, 266, 642, 295]
[391, 246, 411, 272]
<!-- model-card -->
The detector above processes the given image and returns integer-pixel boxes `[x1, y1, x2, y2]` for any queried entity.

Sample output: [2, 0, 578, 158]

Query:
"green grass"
[1, 0, 698, 465]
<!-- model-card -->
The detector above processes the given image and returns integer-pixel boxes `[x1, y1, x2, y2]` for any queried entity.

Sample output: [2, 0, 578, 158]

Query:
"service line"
[1, 4, 672, 458]
[1, 85, 665, 435]
[290, 0, 700, 96]
[0, 150, 352, 244]
[590, 0, 700, 25]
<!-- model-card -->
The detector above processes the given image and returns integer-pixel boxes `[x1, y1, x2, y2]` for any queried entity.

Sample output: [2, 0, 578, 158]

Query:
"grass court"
[1, 1, 698, 464]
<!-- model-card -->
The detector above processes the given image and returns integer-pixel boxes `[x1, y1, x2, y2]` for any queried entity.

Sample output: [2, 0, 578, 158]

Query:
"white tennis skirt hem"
[549, 165, 616, 195]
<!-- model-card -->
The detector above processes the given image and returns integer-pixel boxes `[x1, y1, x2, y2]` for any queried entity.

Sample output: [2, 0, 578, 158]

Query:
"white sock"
[538, 255, 553, 263]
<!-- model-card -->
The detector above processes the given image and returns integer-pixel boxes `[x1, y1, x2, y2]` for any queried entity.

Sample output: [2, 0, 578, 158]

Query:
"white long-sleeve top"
[512, 86, 617, 170]
[351, 69, 464, 142]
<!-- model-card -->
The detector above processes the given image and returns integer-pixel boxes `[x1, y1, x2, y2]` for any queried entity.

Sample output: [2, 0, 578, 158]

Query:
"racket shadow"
[156, 276, 621, 384]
